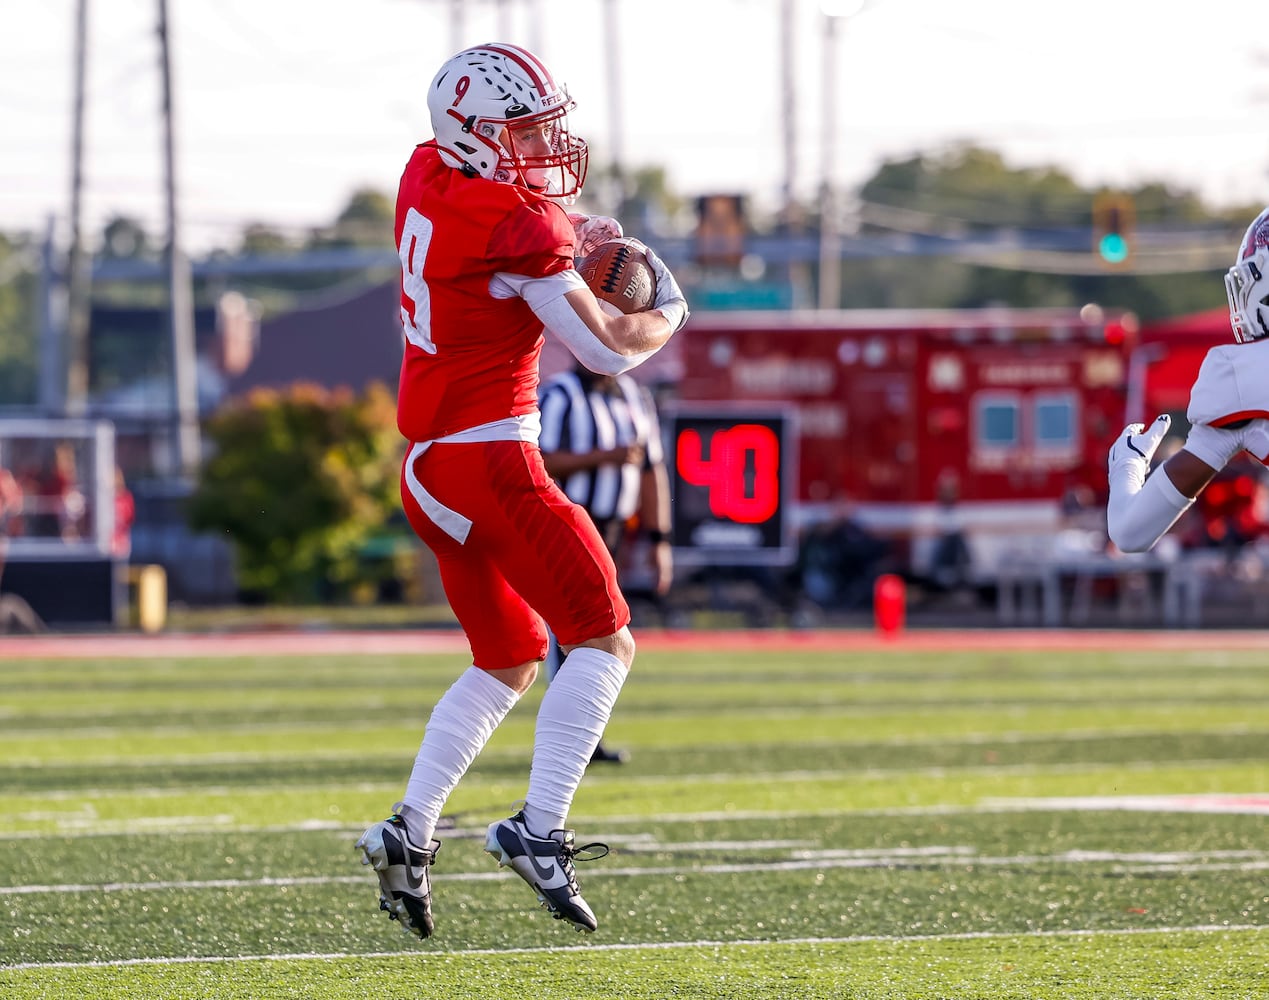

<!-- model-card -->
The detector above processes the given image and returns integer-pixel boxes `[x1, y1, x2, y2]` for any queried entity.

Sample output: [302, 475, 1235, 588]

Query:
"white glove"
[568, 214, 623, 257]
[642, 245, 690, 333]
[1108, 414, 1171, 481]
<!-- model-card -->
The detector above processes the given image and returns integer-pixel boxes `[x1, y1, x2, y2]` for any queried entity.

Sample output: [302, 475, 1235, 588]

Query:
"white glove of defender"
[642, 246, 690, 333]
[1108, 414, 1171, 481]
[568, 213, 624, 257]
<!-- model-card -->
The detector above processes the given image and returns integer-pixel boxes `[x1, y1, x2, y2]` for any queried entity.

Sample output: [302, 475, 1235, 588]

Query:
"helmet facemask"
[1226, 255, 1269, 343]
[492, 110, 588, 202]
[1227, 208, 1269, 343]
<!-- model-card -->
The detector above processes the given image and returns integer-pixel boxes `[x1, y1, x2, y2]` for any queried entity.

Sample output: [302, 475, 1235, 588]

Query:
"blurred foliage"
[849, 144, 1259, 320]
[0, 232, 39, 407]
[237, 223, 299, 258]
[228, 187, 398, 313]
[582, 163, 691, 237]
[188, 381, 404, 602]
[233, 186, 395, 257]
[311, 187, 395, 250]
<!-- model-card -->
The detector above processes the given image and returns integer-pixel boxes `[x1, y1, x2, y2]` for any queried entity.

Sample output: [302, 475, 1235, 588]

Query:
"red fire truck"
[662, 306, 1140, 586]
[1128, 307, 1229, 420]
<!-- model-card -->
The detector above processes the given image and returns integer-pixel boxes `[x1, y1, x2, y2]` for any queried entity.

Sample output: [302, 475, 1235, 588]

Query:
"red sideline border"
[5, 627, 1269, 659]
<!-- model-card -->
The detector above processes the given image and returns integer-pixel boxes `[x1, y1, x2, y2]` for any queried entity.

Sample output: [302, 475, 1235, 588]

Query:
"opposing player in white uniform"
[1108, 207, 1269, 552]
[354, 42, 689, 939]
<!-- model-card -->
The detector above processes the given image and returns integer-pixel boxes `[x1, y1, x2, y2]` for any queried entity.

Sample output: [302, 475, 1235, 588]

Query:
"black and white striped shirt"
[538, 369, 664, 523]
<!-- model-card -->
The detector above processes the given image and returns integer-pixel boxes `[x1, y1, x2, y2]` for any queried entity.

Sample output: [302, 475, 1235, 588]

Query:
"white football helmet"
[426, 43, 588, 201]
[1225, 207, 1269, 343]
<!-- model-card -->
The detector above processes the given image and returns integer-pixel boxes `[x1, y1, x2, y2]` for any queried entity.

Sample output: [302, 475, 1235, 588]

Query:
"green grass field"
[1, 633, 1267, 999]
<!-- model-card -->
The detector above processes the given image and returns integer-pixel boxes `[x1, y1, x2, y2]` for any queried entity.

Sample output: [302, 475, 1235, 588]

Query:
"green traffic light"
[1098, 232, 1129, 263]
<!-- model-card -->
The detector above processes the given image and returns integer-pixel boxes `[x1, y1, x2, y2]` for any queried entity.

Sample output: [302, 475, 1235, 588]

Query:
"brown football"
[577, 238, 657, 316]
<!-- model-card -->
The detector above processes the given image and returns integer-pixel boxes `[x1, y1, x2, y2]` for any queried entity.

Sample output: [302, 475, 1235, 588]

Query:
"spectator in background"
[927, 473, 974, 593]
[0, 465, 23, 538]
[1059, 476, 1103, 535]
[36, 442, 85, 542]
[113, 466, 135, 559]
[1053, 474, 1111, 560]
[0, 465, 44, 633]
[538, 361, 675, 764]
[796, 513, 889, 611]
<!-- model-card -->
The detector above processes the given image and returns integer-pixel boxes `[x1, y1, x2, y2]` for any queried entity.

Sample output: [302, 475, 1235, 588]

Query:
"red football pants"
[400, 439, 630, 670]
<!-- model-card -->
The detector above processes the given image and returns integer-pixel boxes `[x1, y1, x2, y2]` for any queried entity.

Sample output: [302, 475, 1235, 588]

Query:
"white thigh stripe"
[405, 440, 473, 544]
[402, 414, 543, 545]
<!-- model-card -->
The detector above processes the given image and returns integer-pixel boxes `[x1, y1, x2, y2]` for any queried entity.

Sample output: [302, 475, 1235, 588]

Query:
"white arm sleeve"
[1107, 464, 1193, 553]
[491, 269, 659, 376]
[1183, 422, 1248, 471]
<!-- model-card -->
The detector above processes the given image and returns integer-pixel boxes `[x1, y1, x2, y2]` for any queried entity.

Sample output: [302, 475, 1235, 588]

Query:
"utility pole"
[817, 11, 842, 310]
[818, 1, 869, 309]
[494, 0, 511, 39]
[603, 0, 626, 222]
[525, 0, 545, 55]
[65, 0, 90, 416]
[157, 0, 200, 478]
[780, 0, 811, 307]
[450, 0, 465, 51]
[38, 218, 64, 414]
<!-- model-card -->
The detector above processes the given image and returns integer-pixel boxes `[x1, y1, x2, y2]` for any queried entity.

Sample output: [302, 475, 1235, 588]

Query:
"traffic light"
[1092, 193, 1135, 267]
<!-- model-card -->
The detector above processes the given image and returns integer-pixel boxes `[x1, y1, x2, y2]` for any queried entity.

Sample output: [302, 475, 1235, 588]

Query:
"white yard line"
[2, 758, 1260, 805]
[983, 793, 1269, 814]
[3, 924, 1265, 973]
[2, 789, 1268, 840]
[4, 847, 1269, 896]
[2, 722, 1260, 757]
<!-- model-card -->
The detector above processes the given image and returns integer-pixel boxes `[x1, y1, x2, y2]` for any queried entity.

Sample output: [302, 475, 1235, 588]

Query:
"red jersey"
[394, 142, 576, 442]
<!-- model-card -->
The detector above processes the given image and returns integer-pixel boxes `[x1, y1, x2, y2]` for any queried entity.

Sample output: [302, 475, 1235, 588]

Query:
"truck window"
[974, 394, 1021, 450]
[1033, 392, 1077, 449]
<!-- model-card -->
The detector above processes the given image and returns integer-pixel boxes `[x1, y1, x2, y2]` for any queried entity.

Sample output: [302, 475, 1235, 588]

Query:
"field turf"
[1, 630, 1266, 999]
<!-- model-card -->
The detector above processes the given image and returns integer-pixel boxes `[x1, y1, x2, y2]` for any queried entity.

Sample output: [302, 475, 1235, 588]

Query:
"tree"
[580, 163, 689, 238]
[308, 187, 395, 250]
[238, 223, 300, 257]
[846, 143, 1236, 320]
[0, 233, 39, 406]
[861, 145, 1090, 230]
[188, 381, 403, 602]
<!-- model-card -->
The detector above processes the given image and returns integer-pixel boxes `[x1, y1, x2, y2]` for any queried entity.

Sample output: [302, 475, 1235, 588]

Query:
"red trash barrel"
[873, 573, 906, 636]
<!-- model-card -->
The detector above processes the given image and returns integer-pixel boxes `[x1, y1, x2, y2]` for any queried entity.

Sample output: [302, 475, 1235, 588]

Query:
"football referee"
[538, 361, 674, 763]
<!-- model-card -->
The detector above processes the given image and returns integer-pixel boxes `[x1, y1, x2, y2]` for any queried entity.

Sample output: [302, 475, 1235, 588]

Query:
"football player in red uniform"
[356, 43, 689, 938]
[1109, 207, 1269, 552]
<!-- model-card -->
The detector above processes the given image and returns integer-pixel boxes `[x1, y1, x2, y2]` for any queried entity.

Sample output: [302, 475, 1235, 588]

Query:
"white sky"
[2, 0, 1267, 253]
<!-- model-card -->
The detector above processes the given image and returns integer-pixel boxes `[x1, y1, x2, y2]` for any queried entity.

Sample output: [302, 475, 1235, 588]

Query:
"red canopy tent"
[1135, 307, 1230, 416]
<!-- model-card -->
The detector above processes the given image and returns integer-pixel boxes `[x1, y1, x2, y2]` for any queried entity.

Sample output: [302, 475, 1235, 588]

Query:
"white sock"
[522, 647, 627, 836]
[402, 666, 521, 844]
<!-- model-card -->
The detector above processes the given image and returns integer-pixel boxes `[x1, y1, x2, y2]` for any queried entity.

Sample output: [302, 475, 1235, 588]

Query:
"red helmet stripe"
[485, 43, 555, 92]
